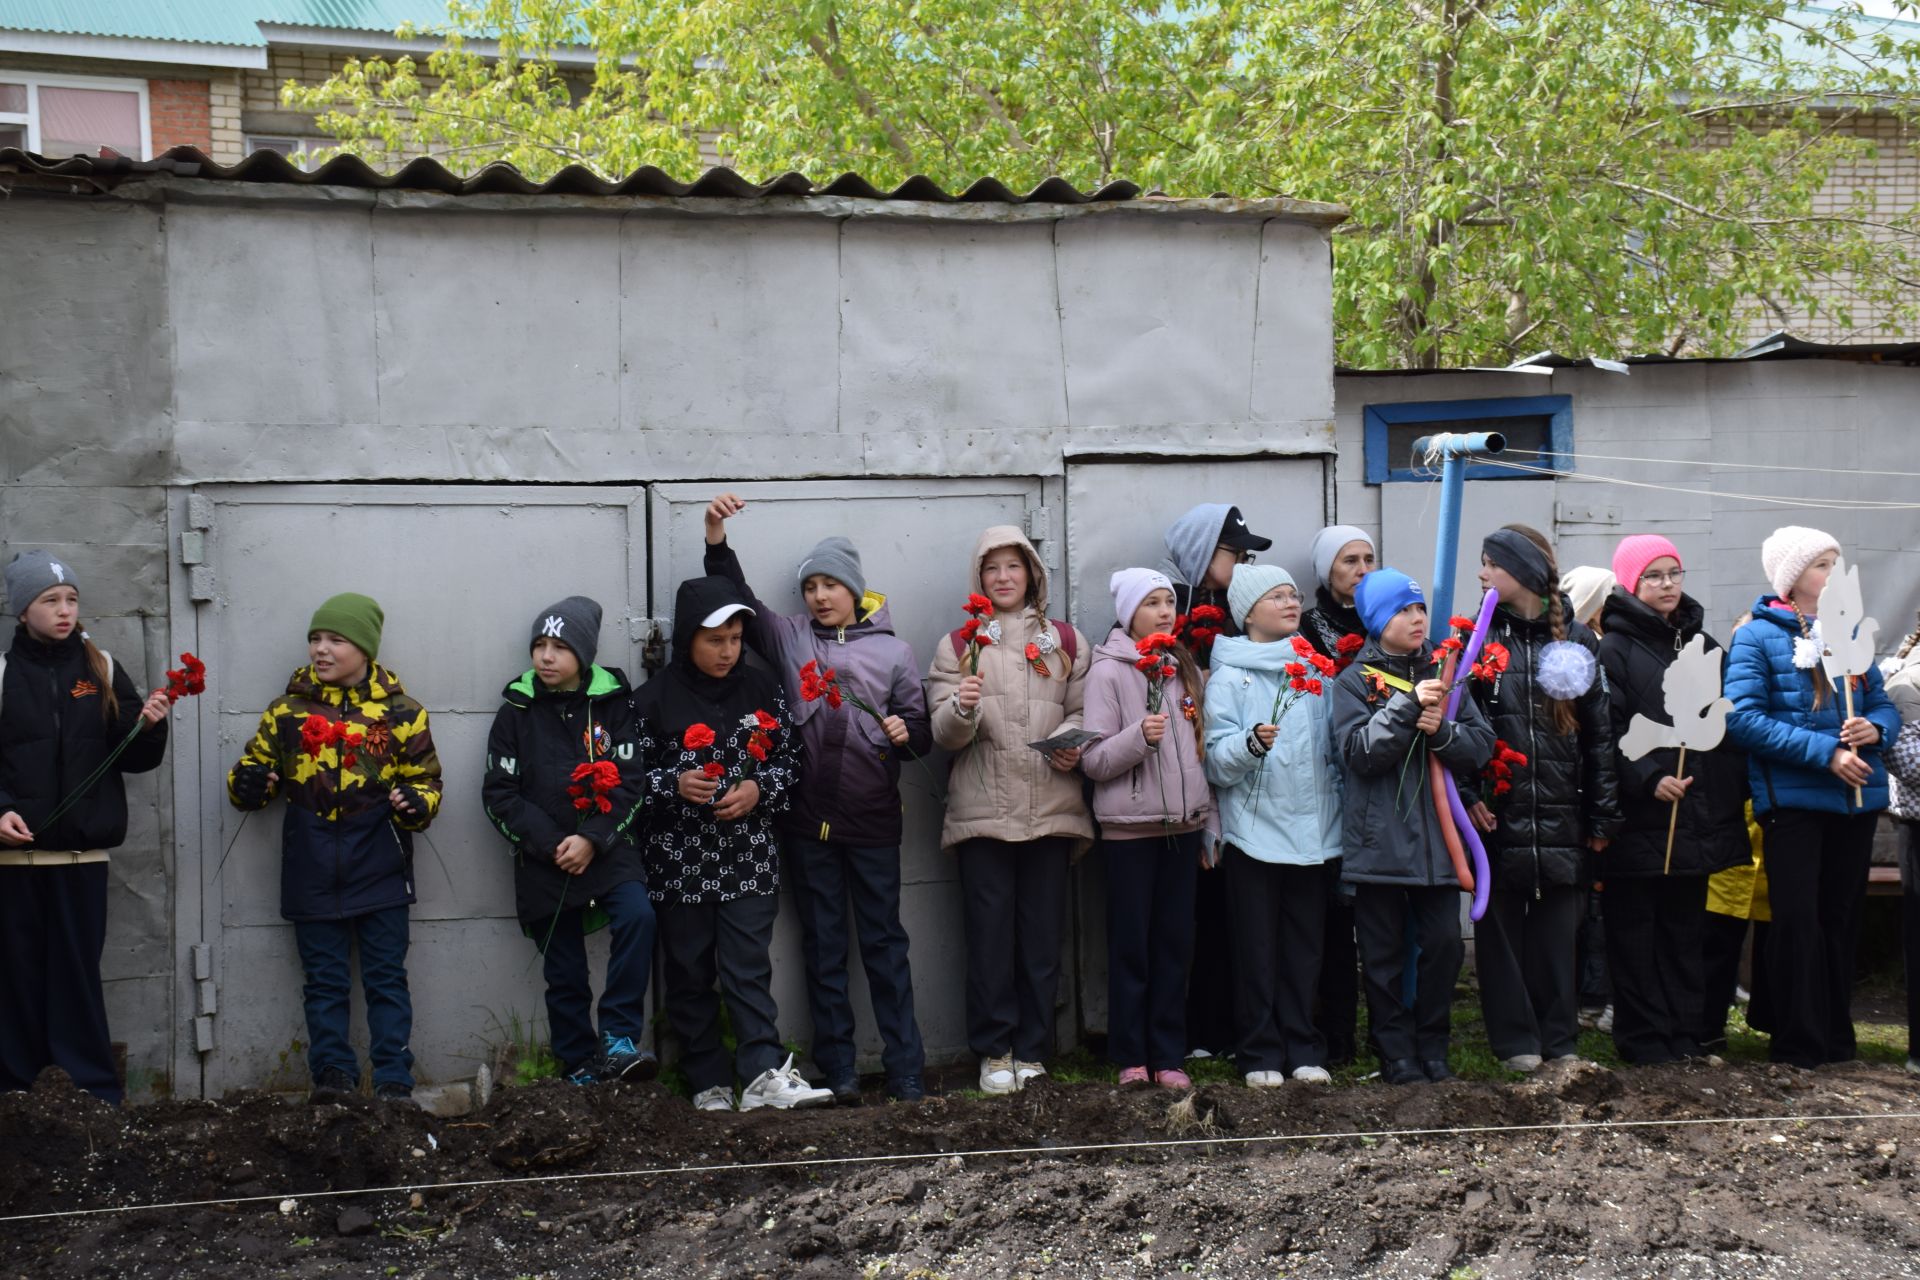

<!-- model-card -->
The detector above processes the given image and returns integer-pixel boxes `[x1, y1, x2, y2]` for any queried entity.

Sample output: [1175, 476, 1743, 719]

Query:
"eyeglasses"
[1264, 588, 1302, 605]
[1217, 546, 1257, 565]
[1640, 570, 1686, 586]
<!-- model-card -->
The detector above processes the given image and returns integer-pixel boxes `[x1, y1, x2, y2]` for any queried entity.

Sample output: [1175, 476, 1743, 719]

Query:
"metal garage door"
[173, 485, 647, 1097]
[649, 478, 1048, 1074]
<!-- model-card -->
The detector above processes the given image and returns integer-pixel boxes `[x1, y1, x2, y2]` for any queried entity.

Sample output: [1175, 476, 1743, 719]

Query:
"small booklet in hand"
[1028, 728, 1102, 756]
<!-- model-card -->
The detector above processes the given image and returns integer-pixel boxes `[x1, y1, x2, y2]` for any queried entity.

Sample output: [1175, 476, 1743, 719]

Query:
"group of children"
[3, 503, 1915, 1111]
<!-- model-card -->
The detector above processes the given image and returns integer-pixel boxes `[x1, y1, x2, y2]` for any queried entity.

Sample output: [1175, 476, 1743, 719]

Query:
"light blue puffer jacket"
[1202, 635, 1343, 864]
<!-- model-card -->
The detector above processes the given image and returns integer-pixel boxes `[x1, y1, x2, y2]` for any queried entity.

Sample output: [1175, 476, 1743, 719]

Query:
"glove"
[231, 762, 273, 807]
[393, 784, 433, 821]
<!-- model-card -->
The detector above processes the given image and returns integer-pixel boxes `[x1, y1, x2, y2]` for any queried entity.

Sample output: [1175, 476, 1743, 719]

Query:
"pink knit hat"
[1613, 534, 1683, 595]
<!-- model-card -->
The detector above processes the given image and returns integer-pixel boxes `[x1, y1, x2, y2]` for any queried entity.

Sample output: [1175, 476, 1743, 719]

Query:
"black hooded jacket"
[1597, 589, 1751, 879]
[631, 576, 799, 905]
[483, 664, 648, 928]
[1463, 603, 1624, 892]
[0, 626, 167, 851]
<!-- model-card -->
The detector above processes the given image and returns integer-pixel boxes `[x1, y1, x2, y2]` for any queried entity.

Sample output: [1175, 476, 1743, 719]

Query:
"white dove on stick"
[1818, 556, 1879, 682]
[1619, 633, 1731, 760]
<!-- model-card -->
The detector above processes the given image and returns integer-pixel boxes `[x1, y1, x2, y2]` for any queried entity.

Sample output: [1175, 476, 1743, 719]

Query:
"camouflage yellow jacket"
[227, 665, 443, 922]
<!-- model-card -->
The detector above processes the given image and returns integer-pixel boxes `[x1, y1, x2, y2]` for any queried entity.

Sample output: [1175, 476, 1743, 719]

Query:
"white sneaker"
[979, 1055, 1017, 1094]
[1014, 1060, 1047, 1089]
[1501, 1054, 1544, 1073]
[740, 1053, 834, 1111]
[1907, 1057, 1920, 1076]
[1244, 1070, 1285, 1088]
[693, 1085, 735, 1112]
[1596, 1005, 1614, 1034]
[1291, 1065, 1332, 1085]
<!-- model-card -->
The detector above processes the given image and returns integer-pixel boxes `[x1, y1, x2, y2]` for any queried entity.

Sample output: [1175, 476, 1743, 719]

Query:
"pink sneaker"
[1118, 1065, 1150, 1086]
[1153, 1068, 1193, 1090]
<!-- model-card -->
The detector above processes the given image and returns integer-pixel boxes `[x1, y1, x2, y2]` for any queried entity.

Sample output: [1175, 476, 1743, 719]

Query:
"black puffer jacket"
[1464, 603, 1623, 892]
[1597, 590, 1750, 879]
[0, 626, 166, 851]
[1300, 587, 1367, 673]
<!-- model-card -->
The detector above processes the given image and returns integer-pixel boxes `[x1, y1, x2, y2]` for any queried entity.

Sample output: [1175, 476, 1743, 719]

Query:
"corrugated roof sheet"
[0, 0, 446, 47]
[0, 144, 1150, 203]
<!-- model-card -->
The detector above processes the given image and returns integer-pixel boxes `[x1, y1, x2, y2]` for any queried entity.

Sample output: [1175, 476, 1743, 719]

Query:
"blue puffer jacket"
[1724, 596, 1900, 816]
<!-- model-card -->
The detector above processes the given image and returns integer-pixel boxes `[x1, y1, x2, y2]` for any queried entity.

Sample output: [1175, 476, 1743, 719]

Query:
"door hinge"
[192, 942, 216, 1052]
[184, 496, 215, 602]
[641, 618, 670, 673]
[1025, 506, 1053, 544]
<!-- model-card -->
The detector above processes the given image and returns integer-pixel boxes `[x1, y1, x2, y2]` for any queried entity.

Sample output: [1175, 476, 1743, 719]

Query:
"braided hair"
[1504, 523, 1579, 735]
[1786, 597, 1833, 712]
[1896, 609, 1920, 661]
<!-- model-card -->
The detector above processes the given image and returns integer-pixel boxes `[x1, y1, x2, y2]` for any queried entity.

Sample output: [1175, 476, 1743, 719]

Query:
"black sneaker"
[309, 1067, 358, 1105]
[374, 1080, 419, 1107]
[1383, 1058, 1427, 1086]
[600, 1034, 658, 1082]
[886, 1075, 926, 1103]
[566, 1064, 600, 1086]
[1422, 1059, 1457, 1083]
[828, 1076, 864, 1107]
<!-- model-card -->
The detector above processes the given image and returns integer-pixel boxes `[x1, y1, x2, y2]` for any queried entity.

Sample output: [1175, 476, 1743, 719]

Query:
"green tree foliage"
[289, 0, 1920, 366]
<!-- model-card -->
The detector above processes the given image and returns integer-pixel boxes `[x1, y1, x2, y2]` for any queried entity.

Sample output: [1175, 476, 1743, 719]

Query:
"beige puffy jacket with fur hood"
[928, 526, 1093, 854]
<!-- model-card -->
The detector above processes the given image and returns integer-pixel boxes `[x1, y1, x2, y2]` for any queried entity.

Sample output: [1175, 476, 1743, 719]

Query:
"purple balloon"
[1438, 586, 1498, 919]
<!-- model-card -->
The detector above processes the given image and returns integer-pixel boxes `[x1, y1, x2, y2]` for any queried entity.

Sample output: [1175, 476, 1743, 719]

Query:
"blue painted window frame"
[1363, 395, 1572, 484]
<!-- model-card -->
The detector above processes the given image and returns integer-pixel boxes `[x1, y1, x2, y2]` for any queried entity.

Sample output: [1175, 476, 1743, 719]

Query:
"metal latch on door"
[192, 942, 216, 1053]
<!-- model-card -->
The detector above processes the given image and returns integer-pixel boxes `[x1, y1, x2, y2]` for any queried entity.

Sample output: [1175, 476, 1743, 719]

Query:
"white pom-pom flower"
[1792, 636, 1822, 670]
[1536, 640, 1599, 700]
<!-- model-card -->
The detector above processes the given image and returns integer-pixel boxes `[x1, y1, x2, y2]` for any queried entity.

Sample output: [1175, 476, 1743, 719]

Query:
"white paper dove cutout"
[1619, 633, 1732, 760]
[1818, 556, 1880, 682]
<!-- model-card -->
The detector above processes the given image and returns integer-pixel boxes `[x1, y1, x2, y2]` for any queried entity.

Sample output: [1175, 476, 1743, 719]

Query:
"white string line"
[1508, 446, 1920, 481]
[5, 1109, 1918, 1226]
[1445, 455, 1920, 511]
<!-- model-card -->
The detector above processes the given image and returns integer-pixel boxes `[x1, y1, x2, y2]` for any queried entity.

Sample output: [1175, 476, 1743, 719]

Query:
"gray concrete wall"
[0, 178, 1339, 1097]
[1332, 363, 1920, 642]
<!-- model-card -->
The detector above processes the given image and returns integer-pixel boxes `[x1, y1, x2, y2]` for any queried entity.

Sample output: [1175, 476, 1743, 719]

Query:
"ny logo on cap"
[541, 616, 565, 637]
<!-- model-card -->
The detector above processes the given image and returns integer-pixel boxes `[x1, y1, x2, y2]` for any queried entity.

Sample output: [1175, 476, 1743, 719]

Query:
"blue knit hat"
[1356, 568, 1425, 638]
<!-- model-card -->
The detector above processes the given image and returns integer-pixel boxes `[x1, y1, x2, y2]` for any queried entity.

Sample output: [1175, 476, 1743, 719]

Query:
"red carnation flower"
[702, 760, 724, 779]
[754, 709, 780, 732]
[683, 723, 716, 751]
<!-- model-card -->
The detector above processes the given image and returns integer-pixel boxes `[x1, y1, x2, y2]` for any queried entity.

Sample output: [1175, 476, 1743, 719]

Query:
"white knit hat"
[1309, 525, 1375, 589]
[1228, 563, 1296, 630]
[1109, 567, 1174, 634]
[1561, 565, 1615, 627]
[1761, 525, 1840, 600]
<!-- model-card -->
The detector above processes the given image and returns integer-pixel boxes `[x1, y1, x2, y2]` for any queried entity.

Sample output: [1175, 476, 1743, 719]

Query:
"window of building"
[245, 134, 328, 170]
[1362, 395, 1572, 484]
[0, 73, 148, 160]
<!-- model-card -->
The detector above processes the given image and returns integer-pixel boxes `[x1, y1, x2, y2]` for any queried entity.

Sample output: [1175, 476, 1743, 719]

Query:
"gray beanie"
[531, 596, 603, 671]
[4, 550, 78, 616]
[796, 536, 867, 602]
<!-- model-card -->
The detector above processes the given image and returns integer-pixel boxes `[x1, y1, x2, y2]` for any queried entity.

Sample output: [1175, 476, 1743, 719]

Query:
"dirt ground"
[3, 1056, 1919, 1279]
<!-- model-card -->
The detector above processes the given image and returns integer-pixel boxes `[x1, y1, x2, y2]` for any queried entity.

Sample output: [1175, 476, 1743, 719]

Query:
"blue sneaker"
[600, 1033, 659, 1082]
[566, 1064, 600, 1086]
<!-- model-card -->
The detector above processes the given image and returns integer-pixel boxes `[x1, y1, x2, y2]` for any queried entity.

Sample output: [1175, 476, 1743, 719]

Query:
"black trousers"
[1603, 875, 1707, 1064]
[0, 863, 119, 1103]
[1104, 831, 1199, 1072]
[1185, 857, 1238, 1057]
[1353, 882, 1462, 1064]
[1224, 848, 1328, 1075]
[1701, 914, 1772, 1045]
[957, 837, 1070, 1063]
[1904, 823, 1920, 1060]
[1477, 883, 1585, 1060]
[1760, 807, 1877, 1067]
[1314, 864, 1360, 1065]
[656, 892, 783, 1092]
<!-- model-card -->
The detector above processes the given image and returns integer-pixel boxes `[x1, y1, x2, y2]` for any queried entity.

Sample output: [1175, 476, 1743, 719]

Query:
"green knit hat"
[308, 592, 384, 662]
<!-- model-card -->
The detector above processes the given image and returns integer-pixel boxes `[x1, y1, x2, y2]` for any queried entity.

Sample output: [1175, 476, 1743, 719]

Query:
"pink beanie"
[1613, 534, 1683, 595]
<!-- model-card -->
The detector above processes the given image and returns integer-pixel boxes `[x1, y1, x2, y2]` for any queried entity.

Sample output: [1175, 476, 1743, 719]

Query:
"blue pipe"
[1411, 431, 1506, 621]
